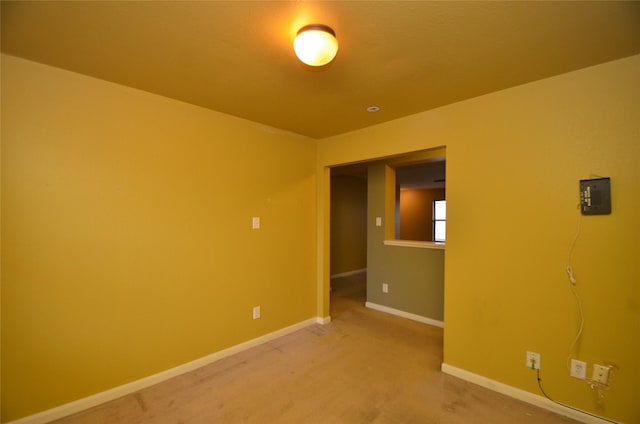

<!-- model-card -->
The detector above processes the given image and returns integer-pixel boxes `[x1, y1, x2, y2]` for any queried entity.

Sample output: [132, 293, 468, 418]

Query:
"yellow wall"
[3, 50, 639, 423]
[317, 55, 640, 422]
[1, 55, 317, 422]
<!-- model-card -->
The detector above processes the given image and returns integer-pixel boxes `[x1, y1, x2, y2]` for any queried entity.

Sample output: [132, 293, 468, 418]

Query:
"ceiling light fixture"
[367, 106, 381, 113]
[294, 24, 338, 67]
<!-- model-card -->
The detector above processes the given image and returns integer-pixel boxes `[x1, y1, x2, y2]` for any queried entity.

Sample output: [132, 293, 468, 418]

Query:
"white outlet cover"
[592, 364, 610, 385]
[382, 283, 389, 293]
[526, 351, 541, 370]
[252, 217, 260, 229]
[252, 306, 261, 320]
[375, 217, 382, 227]
[570, 359, 587, 379]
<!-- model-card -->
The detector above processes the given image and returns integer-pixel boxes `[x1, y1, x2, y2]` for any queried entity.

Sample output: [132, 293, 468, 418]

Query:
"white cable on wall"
[565, 204, 585, 371]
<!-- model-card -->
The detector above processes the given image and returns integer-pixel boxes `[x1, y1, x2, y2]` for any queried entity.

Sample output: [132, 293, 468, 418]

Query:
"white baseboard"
[8, 317, 322, 424]
[316, 316, 331, 325]
[365, 302, 444, 328]
[330, 268, 366, 279]
[441, 363, 618, 424]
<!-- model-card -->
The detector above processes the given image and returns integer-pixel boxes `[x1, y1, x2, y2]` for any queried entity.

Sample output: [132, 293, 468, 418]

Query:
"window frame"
[433, 199, 446, 243]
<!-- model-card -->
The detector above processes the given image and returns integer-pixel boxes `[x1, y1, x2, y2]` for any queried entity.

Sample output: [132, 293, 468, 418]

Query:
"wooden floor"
[53, 272, 580, 423]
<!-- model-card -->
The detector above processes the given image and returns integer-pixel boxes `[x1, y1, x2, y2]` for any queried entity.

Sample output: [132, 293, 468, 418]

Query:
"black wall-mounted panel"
[580, 177, 611, 215]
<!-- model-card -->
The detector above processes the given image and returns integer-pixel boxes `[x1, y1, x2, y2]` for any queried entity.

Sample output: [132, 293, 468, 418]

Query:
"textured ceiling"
[2, 1, 640, 139]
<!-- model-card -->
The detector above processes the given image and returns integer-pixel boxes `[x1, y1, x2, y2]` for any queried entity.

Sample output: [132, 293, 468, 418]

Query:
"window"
[433, 200, 446, 242]
[395, 156, 446, 243]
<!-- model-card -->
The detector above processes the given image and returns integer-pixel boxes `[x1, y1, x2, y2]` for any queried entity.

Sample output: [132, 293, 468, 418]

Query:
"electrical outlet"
[592, 364, 610, 385]
[570, 359, 587, 380]
[382, 283, 389, 293]
[526, 351, 541, 370]
[252, 306, 261, 320]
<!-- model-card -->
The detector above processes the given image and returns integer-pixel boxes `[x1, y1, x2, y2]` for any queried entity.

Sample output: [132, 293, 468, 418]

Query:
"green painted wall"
[330, 175, 367, 276]
[1, 55, 317, 422]
[318, 55, 640, 423]
[366, 164, 444, 320]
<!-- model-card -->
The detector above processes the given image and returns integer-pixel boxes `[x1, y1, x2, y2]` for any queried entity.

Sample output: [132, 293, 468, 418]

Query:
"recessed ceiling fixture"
[294, 24, 338, 67]
[367, 106, 381, 113]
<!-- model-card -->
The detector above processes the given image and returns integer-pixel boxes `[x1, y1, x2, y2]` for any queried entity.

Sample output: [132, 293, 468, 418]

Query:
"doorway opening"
[329, 164, 368, 317]
[328, 147, 446, 324]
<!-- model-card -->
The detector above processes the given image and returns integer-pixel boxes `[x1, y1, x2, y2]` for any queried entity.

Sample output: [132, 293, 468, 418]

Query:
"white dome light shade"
[294, 24, 338, 66]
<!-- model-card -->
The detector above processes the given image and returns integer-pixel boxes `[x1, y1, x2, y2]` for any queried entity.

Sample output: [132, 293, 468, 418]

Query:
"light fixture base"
[296, 24, 336, 38]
